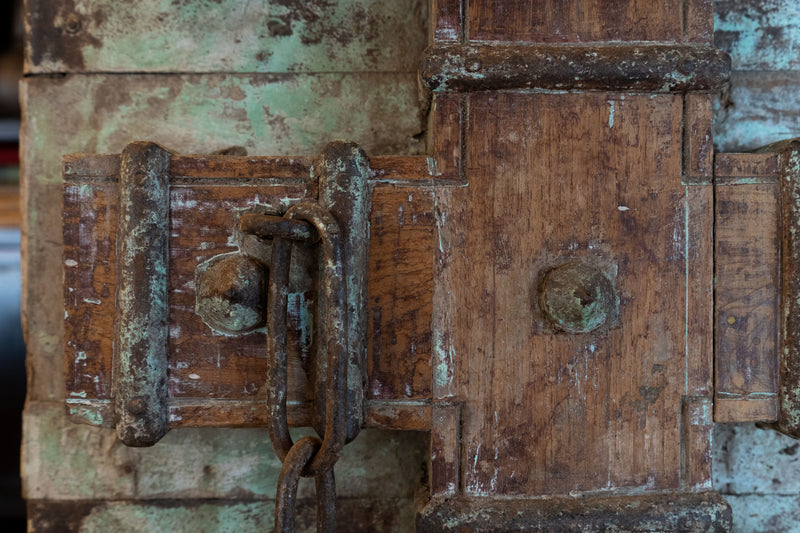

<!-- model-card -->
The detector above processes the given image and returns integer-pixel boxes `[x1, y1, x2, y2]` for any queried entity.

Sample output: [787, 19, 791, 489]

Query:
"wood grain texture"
[433, 92, 712, 496]
[25, 0, 428, 74]
[715, 152, 780, 183]
[714, 182, 779, 422]
[429, 403, 461, 496]
[468, 0, 682, 42]
[431, 0, 463, 42]
[687, 185, 715, 397]
[63, 172, 435, 427]
[685, 0, 714, 43]
[367, 187, 434, 400]
[432, 93, 465, 181]
[682, 396, 713, 490]
[684, 94, 714, 184]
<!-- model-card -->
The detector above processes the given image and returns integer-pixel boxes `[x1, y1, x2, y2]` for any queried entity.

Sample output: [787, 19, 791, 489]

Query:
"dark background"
[0, 0, 27, 529]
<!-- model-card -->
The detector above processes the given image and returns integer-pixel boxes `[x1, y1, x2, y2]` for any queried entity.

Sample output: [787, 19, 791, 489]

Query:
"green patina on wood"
[25, 402, 425, 506]
[26, 0, 428, 74]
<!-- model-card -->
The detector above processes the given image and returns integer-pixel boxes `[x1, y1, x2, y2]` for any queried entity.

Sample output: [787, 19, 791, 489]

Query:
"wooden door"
[25, 0, 800, 531]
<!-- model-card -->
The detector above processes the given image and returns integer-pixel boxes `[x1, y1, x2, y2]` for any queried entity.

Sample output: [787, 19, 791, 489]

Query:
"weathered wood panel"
[434, 92, 712, 496]
[714, 180, 779, 422]
[685, 0, 714, 43]
[367, 187, 434, 400]
[25, 0, 427, 74]
[418, 492, 732, 532]
[467, 0, 683, 42]
[687, 185, 715, 397]
[431, 0, 463, 42]
[684, 94, 714, 183]
[22, 72, 425, 406]
[63, 177, 435, 421]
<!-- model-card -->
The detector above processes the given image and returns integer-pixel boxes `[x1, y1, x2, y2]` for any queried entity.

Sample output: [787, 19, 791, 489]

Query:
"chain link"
[257, 201, 350, 531]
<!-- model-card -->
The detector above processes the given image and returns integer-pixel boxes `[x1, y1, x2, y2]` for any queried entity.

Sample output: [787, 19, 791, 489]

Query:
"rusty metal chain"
[241, 201, 348, 532]
[274, 436, 336, 533]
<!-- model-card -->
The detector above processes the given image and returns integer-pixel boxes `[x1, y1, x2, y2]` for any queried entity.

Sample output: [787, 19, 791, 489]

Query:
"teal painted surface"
[713, 3, 800, 532]
[713, 72, 800, 151]
[80, 502, 276, 532]
[68, 498, 418, 532]
[24, 402, 426, 502]
[715, 0, 800, 71]
[26, 0, 427, 74]
[26, 73, 424, 186]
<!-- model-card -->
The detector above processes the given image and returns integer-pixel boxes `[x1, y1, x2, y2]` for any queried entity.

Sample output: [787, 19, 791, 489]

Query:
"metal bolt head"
[127, 397, 147, 416]
[64, 14, 82, 34]
[539, 262, 615, 334]
[196, 253, 268, 335]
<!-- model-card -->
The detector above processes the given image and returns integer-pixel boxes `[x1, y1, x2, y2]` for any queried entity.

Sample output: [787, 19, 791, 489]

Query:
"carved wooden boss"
[62, 1, 799, 531]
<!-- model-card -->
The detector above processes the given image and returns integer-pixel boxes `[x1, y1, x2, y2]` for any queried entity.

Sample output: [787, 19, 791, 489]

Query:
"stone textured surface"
[714, 1, 800, 532]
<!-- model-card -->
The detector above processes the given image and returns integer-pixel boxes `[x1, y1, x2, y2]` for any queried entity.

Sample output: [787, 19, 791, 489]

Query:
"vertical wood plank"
[432, 93, 465, 181]
[430, 403, 461, 496]
[684, 94, 714, 184]
[686, 185, 714, 396]
[432, 0, 463, 43]
[714, 182, 780, 422]
[682, 396, 713, 490]
[367, 186, 434, 400]
[63, 183, 117, 401]
[684, 0, 714, 43]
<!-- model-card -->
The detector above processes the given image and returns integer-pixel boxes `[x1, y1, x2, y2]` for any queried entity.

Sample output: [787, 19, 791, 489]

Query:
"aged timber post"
[419, 0, 731, 529]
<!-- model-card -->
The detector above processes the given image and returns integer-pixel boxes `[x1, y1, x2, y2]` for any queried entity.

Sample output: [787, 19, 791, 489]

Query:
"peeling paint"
[608, 100, 615, 128]
[26, 0, 428, 75]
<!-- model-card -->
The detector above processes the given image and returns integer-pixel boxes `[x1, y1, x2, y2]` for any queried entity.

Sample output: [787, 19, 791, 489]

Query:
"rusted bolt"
[64, 14, 82, 34]
[196, 253, 269, 335]
[539, 262, 615, 334]
[127, 397, 147, 416]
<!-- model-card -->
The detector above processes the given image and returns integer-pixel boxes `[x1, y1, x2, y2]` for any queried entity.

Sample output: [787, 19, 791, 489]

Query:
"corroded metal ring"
[274, 436, 336, 533]
[265, 200, 348, 478]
